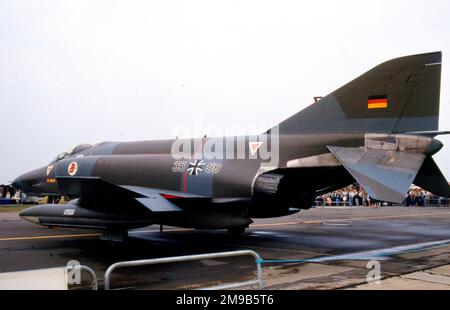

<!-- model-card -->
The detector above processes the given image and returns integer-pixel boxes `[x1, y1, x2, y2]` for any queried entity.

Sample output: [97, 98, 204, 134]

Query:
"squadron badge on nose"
[68, 162, 78, 176]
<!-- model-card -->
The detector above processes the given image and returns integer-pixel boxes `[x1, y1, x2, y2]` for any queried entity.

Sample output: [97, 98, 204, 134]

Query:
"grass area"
[0, 204, 33, 213]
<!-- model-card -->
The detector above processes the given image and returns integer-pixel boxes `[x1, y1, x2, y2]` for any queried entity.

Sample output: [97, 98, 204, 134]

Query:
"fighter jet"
[14, 52, 450, 241]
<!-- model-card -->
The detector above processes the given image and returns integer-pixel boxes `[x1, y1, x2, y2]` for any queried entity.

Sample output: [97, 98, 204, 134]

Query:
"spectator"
[313, 184, 445, 207]
[13, 190, 21, 204]
[349, 190, 355, 206]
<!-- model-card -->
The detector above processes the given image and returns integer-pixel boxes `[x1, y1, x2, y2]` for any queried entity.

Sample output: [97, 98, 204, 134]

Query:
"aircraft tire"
[227, 226, 246, 236]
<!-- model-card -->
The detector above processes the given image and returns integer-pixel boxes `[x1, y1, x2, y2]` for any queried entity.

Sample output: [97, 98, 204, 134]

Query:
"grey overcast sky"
[1, 0, 449, 184]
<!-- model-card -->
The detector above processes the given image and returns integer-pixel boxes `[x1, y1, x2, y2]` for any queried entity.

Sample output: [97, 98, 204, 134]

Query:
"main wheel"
[227, 226, 246, 236]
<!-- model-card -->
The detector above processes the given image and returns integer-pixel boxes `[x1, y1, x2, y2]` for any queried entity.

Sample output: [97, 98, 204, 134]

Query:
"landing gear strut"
[227, 226, 246, 237]
[101, 229, 128, 242]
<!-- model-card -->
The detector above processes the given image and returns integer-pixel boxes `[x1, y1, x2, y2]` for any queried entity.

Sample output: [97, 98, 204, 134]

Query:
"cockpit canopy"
[51, 143, 95, 163]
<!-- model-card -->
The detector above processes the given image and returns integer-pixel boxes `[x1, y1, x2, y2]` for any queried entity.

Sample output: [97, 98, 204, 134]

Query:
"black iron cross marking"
[187, 160, 205, 176]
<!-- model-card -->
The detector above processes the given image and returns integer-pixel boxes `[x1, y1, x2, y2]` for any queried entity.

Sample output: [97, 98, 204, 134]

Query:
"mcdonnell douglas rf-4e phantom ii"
[14, 52, 450, 241]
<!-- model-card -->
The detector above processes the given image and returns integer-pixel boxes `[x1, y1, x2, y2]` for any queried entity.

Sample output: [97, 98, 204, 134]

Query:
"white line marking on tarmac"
[304, 239, 450, 262]
[325, 211, 450, 222]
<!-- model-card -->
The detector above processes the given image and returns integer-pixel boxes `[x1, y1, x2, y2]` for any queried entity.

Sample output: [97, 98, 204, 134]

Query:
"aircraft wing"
[56, 176, 207, 213]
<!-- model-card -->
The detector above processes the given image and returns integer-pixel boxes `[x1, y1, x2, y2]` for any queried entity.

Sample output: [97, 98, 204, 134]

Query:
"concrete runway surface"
[1, 206, 450, 290]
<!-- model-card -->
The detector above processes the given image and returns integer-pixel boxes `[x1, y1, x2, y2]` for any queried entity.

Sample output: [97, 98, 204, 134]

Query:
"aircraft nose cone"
[12, 166, 49, 195]
[12, 174, 31, 193]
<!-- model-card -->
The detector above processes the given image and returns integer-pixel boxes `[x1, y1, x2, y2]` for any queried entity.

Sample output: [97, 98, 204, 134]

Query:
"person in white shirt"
[14, 190, 21, 204]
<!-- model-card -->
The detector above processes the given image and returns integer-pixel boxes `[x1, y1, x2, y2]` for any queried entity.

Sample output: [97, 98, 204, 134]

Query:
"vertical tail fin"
[276, 52, 442, 134]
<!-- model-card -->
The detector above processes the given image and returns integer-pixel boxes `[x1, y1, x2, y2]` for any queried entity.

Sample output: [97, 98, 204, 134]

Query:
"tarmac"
[1, 206, 450, 290]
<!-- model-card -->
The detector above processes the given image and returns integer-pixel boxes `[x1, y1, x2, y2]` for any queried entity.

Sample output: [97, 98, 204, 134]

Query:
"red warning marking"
[161, 194, 182, 199]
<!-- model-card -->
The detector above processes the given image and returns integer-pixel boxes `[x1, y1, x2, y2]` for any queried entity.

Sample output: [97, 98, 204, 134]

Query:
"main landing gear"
[227, 226, 246, 237]
[101, 229, 128, 243]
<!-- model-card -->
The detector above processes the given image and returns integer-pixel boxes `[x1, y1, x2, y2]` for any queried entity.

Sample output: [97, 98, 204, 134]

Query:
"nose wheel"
[227, 226, 246, 236]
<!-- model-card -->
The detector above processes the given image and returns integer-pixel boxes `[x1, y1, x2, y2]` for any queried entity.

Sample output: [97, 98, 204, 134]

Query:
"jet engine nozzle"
[428, 138, 443, 155]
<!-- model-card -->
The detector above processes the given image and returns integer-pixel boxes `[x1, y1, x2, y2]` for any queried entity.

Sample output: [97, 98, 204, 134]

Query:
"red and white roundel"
[68, 162, 78, 176]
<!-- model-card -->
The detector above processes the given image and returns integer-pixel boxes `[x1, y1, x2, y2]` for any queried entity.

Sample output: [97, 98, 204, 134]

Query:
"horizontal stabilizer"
[328, 146, 425, 203]
[413, 156, 450, 198]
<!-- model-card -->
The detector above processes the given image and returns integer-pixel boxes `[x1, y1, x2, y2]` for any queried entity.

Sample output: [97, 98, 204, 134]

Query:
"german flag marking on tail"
[368, 95, 388, 109]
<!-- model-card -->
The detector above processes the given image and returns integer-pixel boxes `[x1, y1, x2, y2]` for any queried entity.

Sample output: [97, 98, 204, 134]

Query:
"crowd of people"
[0, 185, 22, 203]
[315, 184, 449, 207]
